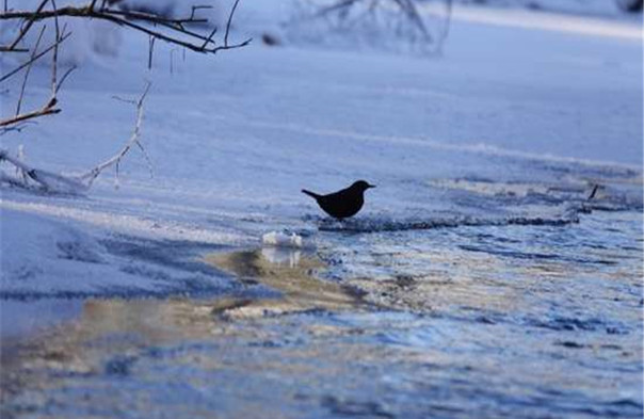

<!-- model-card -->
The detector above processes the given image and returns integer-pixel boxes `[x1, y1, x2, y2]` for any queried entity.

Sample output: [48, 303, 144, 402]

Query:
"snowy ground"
[1, 2, 643, 418]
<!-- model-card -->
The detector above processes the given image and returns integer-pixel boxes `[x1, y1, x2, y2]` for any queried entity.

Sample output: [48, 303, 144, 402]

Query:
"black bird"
[302, 180, 376, 220]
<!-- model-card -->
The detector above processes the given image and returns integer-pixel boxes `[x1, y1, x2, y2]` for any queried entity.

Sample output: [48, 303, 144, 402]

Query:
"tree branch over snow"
[78, 82, 152, 189]
[0, 0, 76, 129]
[0, 0, 250, 193]
[0, 1, 251, 55]
[0, 0, 250, 133]
[290, 0, 452, 54]
[0, 83, 153, 194]
[0, 149, 87, 194]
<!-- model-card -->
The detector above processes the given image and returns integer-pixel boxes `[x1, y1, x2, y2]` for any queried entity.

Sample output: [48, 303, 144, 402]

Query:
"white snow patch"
[0, 206, 241, 298]
[262, 231, 312, 249]
[452, 4, 642, 39]
[0, 200, 248, 246]
[0, 208, 136, 295]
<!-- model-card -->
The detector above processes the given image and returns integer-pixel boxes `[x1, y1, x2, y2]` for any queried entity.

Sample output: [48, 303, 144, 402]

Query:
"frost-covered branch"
[0, 148, 87, 193]
[78, 83, 152, 188]
[0, 83, 153, 194]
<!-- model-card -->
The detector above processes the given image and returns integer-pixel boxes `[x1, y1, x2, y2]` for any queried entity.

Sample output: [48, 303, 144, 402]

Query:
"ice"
[262, 230, 311, 249]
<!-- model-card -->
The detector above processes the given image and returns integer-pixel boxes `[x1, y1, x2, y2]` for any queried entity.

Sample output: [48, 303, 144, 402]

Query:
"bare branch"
[56, 64, 77, 93]
[0, 31, 71, 84]
[392, 0, 431, 42]
[7, 0, 50, 51]
[313, 0, 360, 19]
[50, 0, 61, 97]
[0, 2, 252, 55]
[16, 25, 47, 116]
[1, 0, 248, 164]
[0, 148, 86, 193]
[0, 46, 30, 52]
[79, 83, 152, 187]
[290, 0, 452, 55]
[0, 84, 153, 194]
[189, 5, 212, 21]
[224, 0, 241, 47]
[3, 2, 70, 132]
[148, 35, 156, 69]
[0, 99, 60, 128]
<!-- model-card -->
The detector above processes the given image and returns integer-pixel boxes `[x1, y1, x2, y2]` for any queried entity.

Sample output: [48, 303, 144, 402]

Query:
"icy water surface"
[1, 152, 643, 418]
[1, 205, 643, 418]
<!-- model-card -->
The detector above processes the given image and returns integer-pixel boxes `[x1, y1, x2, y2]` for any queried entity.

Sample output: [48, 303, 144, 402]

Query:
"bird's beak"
[368, 184, 376, 189]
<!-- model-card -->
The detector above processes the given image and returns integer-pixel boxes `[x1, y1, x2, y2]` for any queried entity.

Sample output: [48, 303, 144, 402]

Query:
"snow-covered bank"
[0, 207, 247, 299]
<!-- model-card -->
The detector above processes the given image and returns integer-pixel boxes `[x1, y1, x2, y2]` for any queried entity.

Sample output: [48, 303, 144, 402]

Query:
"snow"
[1, 208, 125, 296]
[262, 231, 310, 248]
[0, 207, 242, 298]
[453, 4, 642, 39]
[1, 1, 642, 297]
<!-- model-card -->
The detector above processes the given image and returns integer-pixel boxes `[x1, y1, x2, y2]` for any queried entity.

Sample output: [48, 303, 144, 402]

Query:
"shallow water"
[1, 147, 643, 418]
[1, 203, 642, 418]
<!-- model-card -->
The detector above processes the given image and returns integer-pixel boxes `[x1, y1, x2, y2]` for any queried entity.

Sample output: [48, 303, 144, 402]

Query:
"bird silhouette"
[302, 180, 375, 220]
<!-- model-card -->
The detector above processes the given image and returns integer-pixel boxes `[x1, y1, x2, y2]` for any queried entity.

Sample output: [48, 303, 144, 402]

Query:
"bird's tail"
[301, 189, 321, 200]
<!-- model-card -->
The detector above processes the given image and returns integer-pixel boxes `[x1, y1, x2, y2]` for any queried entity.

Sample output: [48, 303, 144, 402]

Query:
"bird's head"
[352, 180, 376, 192]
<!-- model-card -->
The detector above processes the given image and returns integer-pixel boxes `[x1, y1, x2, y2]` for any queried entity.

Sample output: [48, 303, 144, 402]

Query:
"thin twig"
[50, 0, 60, 97]
[313, 0, 360, 19]
[0, 31, 71, 84]
[16, 25, 46, 116]
[148, 35, 155, 69]
[224, 0, 241, 47]
[7, 0, 49, 50]
[1, 100, 60, 128]
[56, 65, 77, 93]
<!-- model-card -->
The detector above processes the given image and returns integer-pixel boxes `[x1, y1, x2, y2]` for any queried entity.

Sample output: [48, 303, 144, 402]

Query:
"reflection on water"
[0, 247, 365, 416]
[261, 246, 302, 267]
[1, 211, 642, 419]
[0, 300, 83, 341]
[204, 247, 364, 316]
